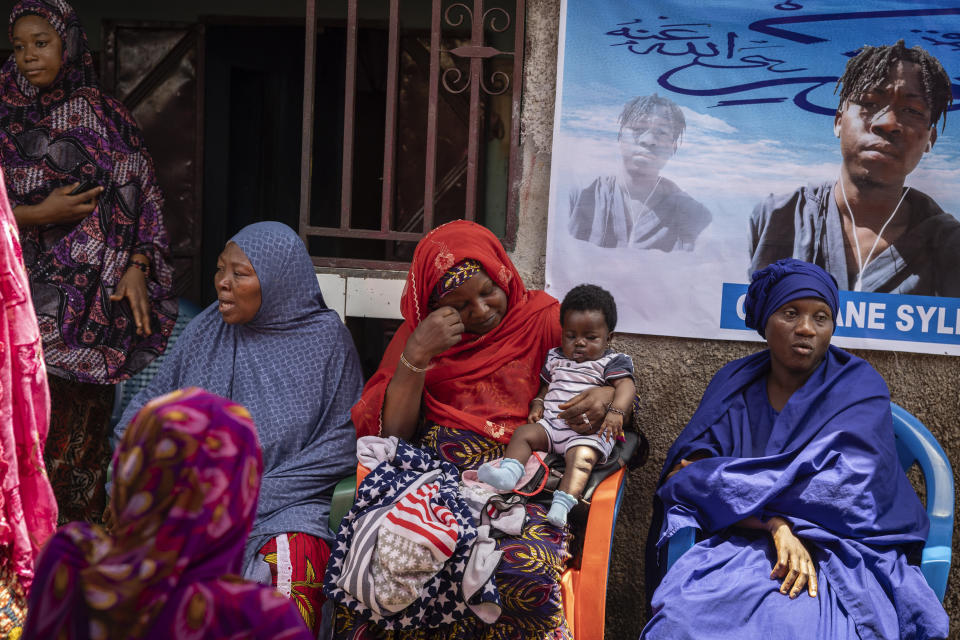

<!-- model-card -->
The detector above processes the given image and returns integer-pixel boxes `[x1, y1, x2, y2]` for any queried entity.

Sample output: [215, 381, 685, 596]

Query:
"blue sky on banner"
[554, 1, 960, 247]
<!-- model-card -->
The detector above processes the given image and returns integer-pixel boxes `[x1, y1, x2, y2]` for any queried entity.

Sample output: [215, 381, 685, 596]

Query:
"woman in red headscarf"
[342, 220, 617, 639]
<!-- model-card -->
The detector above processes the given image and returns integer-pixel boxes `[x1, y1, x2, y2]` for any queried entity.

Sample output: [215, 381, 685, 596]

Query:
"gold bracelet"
[399, 352, 428, 374]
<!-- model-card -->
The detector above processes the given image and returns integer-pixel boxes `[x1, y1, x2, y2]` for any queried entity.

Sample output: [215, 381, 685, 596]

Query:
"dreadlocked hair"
[835, 40, 953, 132]
[618, 93, 686, 145]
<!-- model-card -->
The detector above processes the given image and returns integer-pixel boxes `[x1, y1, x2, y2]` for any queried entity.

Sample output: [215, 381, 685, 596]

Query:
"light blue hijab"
[116, 222, 361, 566]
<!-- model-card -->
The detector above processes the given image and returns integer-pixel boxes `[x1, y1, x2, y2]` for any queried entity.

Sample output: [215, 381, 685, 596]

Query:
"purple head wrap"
[24, 388, 312, 640]
[744, 258, 839, 338]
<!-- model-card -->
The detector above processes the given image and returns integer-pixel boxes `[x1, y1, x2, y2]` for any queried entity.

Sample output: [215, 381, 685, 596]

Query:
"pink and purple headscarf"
[23, 388, 313, 640]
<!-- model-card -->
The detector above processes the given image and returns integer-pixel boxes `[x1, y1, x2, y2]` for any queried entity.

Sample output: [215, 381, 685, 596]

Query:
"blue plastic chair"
[664, 402, 953, 602]
[890, 402, 954, 601]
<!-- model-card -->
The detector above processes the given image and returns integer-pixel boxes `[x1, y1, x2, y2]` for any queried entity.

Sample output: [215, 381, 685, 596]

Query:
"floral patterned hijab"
[24, 388, 312, 640]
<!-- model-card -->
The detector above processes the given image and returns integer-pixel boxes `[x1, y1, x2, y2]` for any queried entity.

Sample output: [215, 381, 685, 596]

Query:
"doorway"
[201, 21, 305, 303]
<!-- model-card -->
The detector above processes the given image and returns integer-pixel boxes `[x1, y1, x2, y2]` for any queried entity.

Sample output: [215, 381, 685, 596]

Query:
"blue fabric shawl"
[642, 345, 947, 640]
[116, 222, 362, 568]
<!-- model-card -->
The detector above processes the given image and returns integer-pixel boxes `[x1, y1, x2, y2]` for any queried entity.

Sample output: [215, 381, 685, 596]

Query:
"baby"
[478, 284, 636, 526]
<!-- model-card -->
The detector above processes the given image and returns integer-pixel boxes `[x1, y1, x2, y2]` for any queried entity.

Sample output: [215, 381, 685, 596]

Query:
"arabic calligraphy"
[915, 29, 960, 53]
[606, 8, 960, 116]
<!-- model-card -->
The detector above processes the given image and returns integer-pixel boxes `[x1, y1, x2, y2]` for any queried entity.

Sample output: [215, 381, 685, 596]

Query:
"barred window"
[298, 0, 525, 269]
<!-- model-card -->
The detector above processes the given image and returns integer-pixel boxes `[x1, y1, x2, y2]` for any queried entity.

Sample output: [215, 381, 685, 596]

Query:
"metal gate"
[299, 0, 525, 269]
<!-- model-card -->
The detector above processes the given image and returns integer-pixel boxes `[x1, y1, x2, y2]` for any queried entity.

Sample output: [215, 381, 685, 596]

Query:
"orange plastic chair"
[560, 466, 627, 640]
[330, 462, 628, 638]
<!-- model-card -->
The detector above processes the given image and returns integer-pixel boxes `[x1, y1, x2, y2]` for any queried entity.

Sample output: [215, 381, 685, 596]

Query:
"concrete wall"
[513, 1, 960, 637]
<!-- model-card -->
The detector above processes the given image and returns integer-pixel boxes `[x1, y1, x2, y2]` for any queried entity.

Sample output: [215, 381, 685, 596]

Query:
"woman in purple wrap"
[0, 0, 176, 524]
[641, 258, 947, 640]
[23, 388, 313, 640]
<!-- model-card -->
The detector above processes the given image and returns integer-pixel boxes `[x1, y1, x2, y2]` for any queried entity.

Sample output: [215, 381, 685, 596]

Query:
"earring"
[926, 141, 932, 152]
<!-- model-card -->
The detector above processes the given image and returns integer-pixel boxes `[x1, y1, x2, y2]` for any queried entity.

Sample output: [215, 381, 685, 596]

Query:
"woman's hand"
[382, 307, 462, 440]
[13, 183, 103, 226]
[109, 261, 152, 336]
[767, 516, 818, 599]
[404, 306, 464, 367]
[666, 458, 694, 480]
[665, 451, 712, 480]
[557, 386, 615, 434]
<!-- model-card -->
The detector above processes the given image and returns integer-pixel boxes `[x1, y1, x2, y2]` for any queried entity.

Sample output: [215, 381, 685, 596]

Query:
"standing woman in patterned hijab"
[0, 0, 176, 524]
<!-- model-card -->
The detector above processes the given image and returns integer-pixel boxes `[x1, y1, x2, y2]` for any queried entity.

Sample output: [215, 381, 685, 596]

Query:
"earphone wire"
[838, 178, 910, 292]
[641, 175, 663, 211]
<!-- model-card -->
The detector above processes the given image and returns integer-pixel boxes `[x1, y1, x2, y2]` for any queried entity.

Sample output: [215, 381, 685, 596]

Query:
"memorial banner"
[545, 0, 960, 354]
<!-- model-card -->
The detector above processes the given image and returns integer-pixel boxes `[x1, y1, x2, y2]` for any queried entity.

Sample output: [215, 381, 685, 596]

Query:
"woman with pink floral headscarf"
[23, 388, 312, 640]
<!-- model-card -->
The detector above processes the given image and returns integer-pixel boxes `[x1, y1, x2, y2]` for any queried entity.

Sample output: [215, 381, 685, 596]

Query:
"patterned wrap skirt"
[333, 424, 572, 640]
[258, 532, 331, 636]
[0, 562, 26, 640]
[45, 375, 114, 525]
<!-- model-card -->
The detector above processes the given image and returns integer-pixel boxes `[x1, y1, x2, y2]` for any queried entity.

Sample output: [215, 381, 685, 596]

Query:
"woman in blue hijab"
[115, 222, 362, 635]
[641, 259, 947, 639]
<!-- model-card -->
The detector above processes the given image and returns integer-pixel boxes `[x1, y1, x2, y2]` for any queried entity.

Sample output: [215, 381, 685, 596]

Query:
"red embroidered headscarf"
[352, 220, 559, 443]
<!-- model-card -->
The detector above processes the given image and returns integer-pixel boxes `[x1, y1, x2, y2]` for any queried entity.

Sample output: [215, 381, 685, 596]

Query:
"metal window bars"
[298, 0, 525, 269]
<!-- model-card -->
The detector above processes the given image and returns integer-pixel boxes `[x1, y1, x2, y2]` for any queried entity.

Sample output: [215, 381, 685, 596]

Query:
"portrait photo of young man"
[567, 94, 712, 252]
[749, 41, 960, 296]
